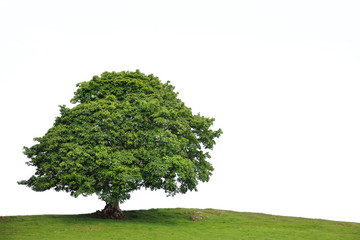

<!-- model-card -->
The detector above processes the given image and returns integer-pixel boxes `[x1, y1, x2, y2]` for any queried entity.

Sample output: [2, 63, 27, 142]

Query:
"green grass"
[1, 208, 359, 240]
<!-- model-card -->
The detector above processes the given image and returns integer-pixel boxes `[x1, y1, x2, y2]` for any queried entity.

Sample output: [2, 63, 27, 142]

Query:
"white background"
[1, 0, 359, 223]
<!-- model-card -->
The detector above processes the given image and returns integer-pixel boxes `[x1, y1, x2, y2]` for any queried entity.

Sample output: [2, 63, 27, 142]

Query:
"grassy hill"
[1, 208, 359, 240]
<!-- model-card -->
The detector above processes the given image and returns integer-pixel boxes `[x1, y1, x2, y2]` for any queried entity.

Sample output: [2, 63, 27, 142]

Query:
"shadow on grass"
[118, 209, 185, 224]
[54, 208, 188, 225]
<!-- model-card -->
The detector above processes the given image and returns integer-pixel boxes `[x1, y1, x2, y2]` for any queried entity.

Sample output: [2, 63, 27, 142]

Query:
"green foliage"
[2, 209, 359, 240]
[19, 70, 222, 205]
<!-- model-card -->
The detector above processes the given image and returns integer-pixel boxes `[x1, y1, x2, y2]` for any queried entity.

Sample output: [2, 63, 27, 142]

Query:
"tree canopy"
[19, 70, 222, 217]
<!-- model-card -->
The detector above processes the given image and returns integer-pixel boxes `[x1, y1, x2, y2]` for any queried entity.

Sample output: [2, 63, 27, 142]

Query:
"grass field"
[1, 208, 359, 240]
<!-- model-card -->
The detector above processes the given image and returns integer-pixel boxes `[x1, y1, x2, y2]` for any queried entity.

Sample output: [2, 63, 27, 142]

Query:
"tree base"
[93, 203, 124, 220]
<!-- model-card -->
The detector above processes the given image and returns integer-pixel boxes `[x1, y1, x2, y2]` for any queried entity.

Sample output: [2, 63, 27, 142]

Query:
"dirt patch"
[180, 210, 224, 221]
[181, 211, 203, 215]
[203, 210, 224, 216]
[180, 211, 205, 221]
[190, 216, 203, 221]
[335, 222, 355, 227]
[86, 228, 99, 231]
[0, 217, 9, 222]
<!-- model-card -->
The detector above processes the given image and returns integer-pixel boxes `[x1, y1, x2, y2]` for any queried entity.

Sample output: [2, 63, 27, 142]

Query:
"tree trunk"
[93, 201, 124, 219]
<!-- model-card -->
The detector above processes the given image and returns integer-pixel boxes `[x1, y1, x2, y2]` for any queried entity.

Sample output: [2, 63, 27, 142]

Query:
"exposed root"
[92, 204, 124, 220]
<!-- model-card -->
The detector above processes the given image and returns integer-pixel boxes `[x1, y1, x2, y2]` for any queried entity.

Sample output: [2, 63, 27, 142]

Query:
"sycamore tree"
[19, 70, 222, 219]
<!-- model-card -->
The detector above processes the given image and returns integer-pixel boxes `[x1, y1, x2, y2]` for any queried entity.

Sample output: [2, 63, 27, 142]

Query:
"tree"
[19, 70, 222, 219]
